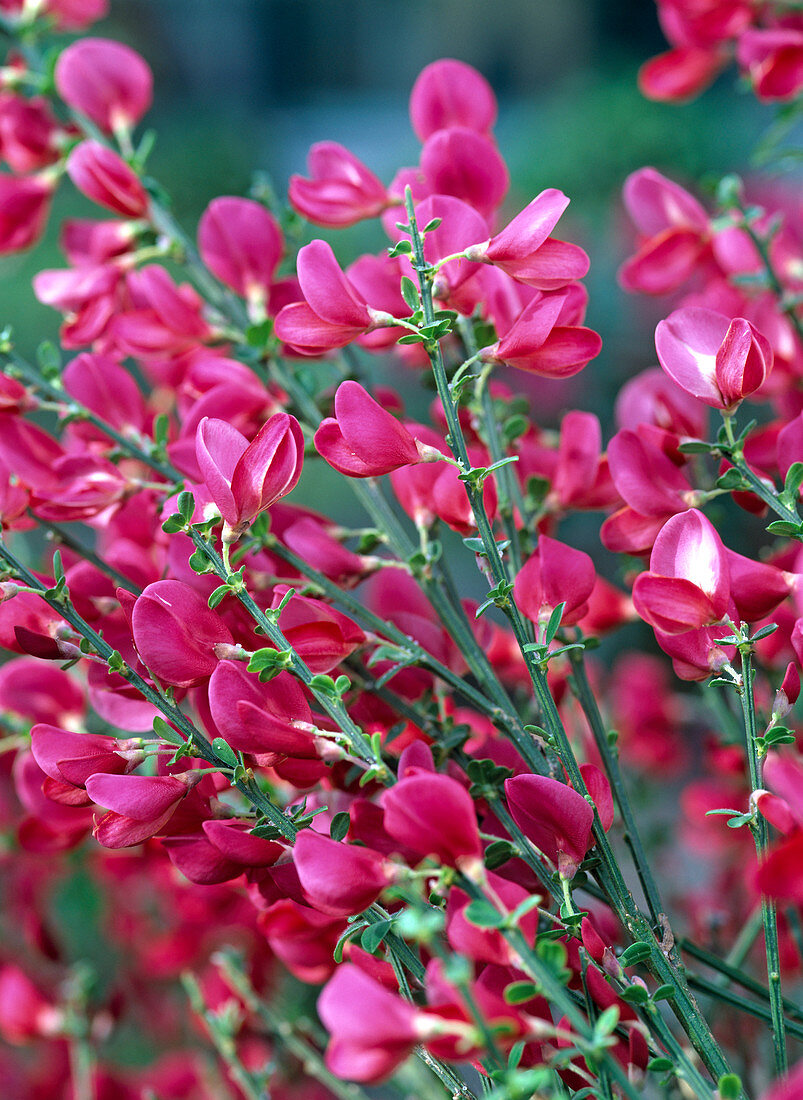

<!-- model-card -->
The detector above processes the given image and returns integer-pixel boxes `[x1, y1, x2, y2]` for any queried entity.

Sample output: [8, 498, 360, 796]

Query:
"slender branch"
[735, 645, 787, 1074]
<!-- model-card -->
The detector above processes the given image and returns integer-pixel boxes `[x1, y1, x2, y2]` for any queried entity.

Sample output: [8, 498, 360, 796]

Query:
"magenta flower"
[737, 29, 803, 102]
[504, 773, 595, 878]
[319, 965, 425, 1082]
[208, 662, 316, 759]
[314, 380, 440, 477]
[655, 307, 773, 410]
[619, 168, 711, 295]
[419, 126, 508, 220]
[409, 58, 497, 141]
[381, 770, 482, 869]
[198, 196, 283, 302]
[195, 411, 304, 537]
[273, 240, 395, 354]
[0, 172, 54, 255]
[289, 141, 390, 227]
[294, 830, 394, 916]
[55, 37, 153, 133]
[130, 579, 234, 688]
[464, 189, 590, 290]
[632, 509, 730, 635]
[66, 140, 150, 219]
[514, 535, 596, 628]
[482, 289, 602, 377]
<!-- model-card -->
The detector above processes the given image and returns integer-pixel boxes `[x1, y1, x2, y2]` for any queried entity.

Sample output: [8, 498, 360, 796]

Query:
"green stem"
[186, 528, 384, 777]
[734, 199, 803, 344]
[0, 534, 298, 841]
[568, 651, 664, 929]
[736, 646, 787, 1074]
[2, 349, 179, 484]
[267, 537, 521, 733]
[687, 973, 803, 1044]
[681, 936, 803, 1024]
[182, 971, 268, 1100]
[214, 950, 370, 1100]
[403, 187, 735, 1088]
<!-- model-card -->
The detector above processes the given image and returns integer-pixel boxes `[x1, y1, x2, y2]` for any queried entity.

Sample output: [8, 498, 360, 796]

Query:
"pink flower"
[638, 45, 726, 102]
[55, 38, 153, 133]
[409, 58, 497, 141]
[760, 1060, 803, 1100]
[130, 579, 234, 688]
[66, 140, 150, 219]
[482, 289, 601, 377]
[289, 142, 390, 227]
[514, 535, 596, 628]
[619, 168, 711, 295]
[195, 412, 304, 537]
[314, 380, 439, 477]
[504, 773, 596, 879]
[318, 965, 424, 1082]
[632, 509, 731, 635]
[198, 196, 283, 302]
[419, 126, 508, 220]
[208, 662, 316, 758]
[381, 770, 482, 869]
[465, 189, 590, 290]
[737, 29, 803, 102]
[0, 172, 54, 254]
[655, 307, 773, 409]
[273, 240, 394, 353]
[294, 830, 394, 916]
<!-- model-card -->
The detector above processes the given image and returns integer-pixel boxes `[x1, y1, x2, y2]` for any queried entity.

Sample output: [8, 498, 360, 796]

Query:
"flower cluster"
[0, 3, 802, 1100]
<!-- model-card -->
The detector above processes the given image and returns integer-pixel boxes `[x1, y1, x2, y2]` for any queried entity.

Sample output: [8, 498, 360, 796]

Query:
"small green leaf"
[717, 467, 751, 491]
[503, 980, 539, 1005]
[647, 1056, 675, 1072]
[208, 584, 231, 609]
[620, 984, 649, 1005]
[212, 738, 238, 768]
[718, 1073, 743, 1100]
[397, 332, 426, 345]
[652, 984, 675, 1001]
[783, 461, 803, 499]
[153, 716, 184, 746]
[593, 1005, 619, 1037]
[751, 622, 778, 642]
[544, 601, 566, 645]
[726, 812, 755, 828]
[399, 276, 419, 311]
[422, 217, 442, 232]
[388, 239, 412, 257]
[161, 514, 184, 534]
[464, 899, 505, 929]
[329, 811, 350, 842]
[361, 919, 392, 955]
[484, 839, 517, 870]
[619, 941, 652, 967]
[767, 520, 803, 538]
[678, 440, 715, 454]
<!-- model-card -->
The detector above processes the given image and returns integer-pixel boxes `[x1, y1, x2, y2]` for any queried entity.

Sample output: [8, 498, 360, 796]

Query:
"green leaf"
[503, 980, 539, 1005]
[677, 439, 715, 454]
[153, 716, 184, 746]
[188, 548, 216, 574]
[647, 1057, 674, 1072]
[463, 899, 505, 929]
[718, 1073, 743, 1100]
[422, 217, 442, 232]
[751, 622, 778, 641]
[176, 490, 195, 522]
[652, 984, 675, 1001]
[484, 839, 517, 870]
[212, 738, 238, 768]
[161, 514, 184, 534]
[245, 319, 273, 347]
[397, 332, 426, 345]
[767, 520, 803, 538]
[716, 467, 751, 491]
[208, 584, 231, 609]
[329, 811, 350, 842]
[388, 239, 412, 257]
[332, 921, 367, 963]
[620, 984, 649, 1005]
[544, 601, 566, 645]
[593, 1005, 619, 1037]
[36, 339, 61, 378]
[619, 941, 652, 967]
[399, 276, 419, 311]
[783, 461, 803, 499]
[726, 812, 755, 828]
[361, 919, 392, 955]
[764, 725, 796, 746]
